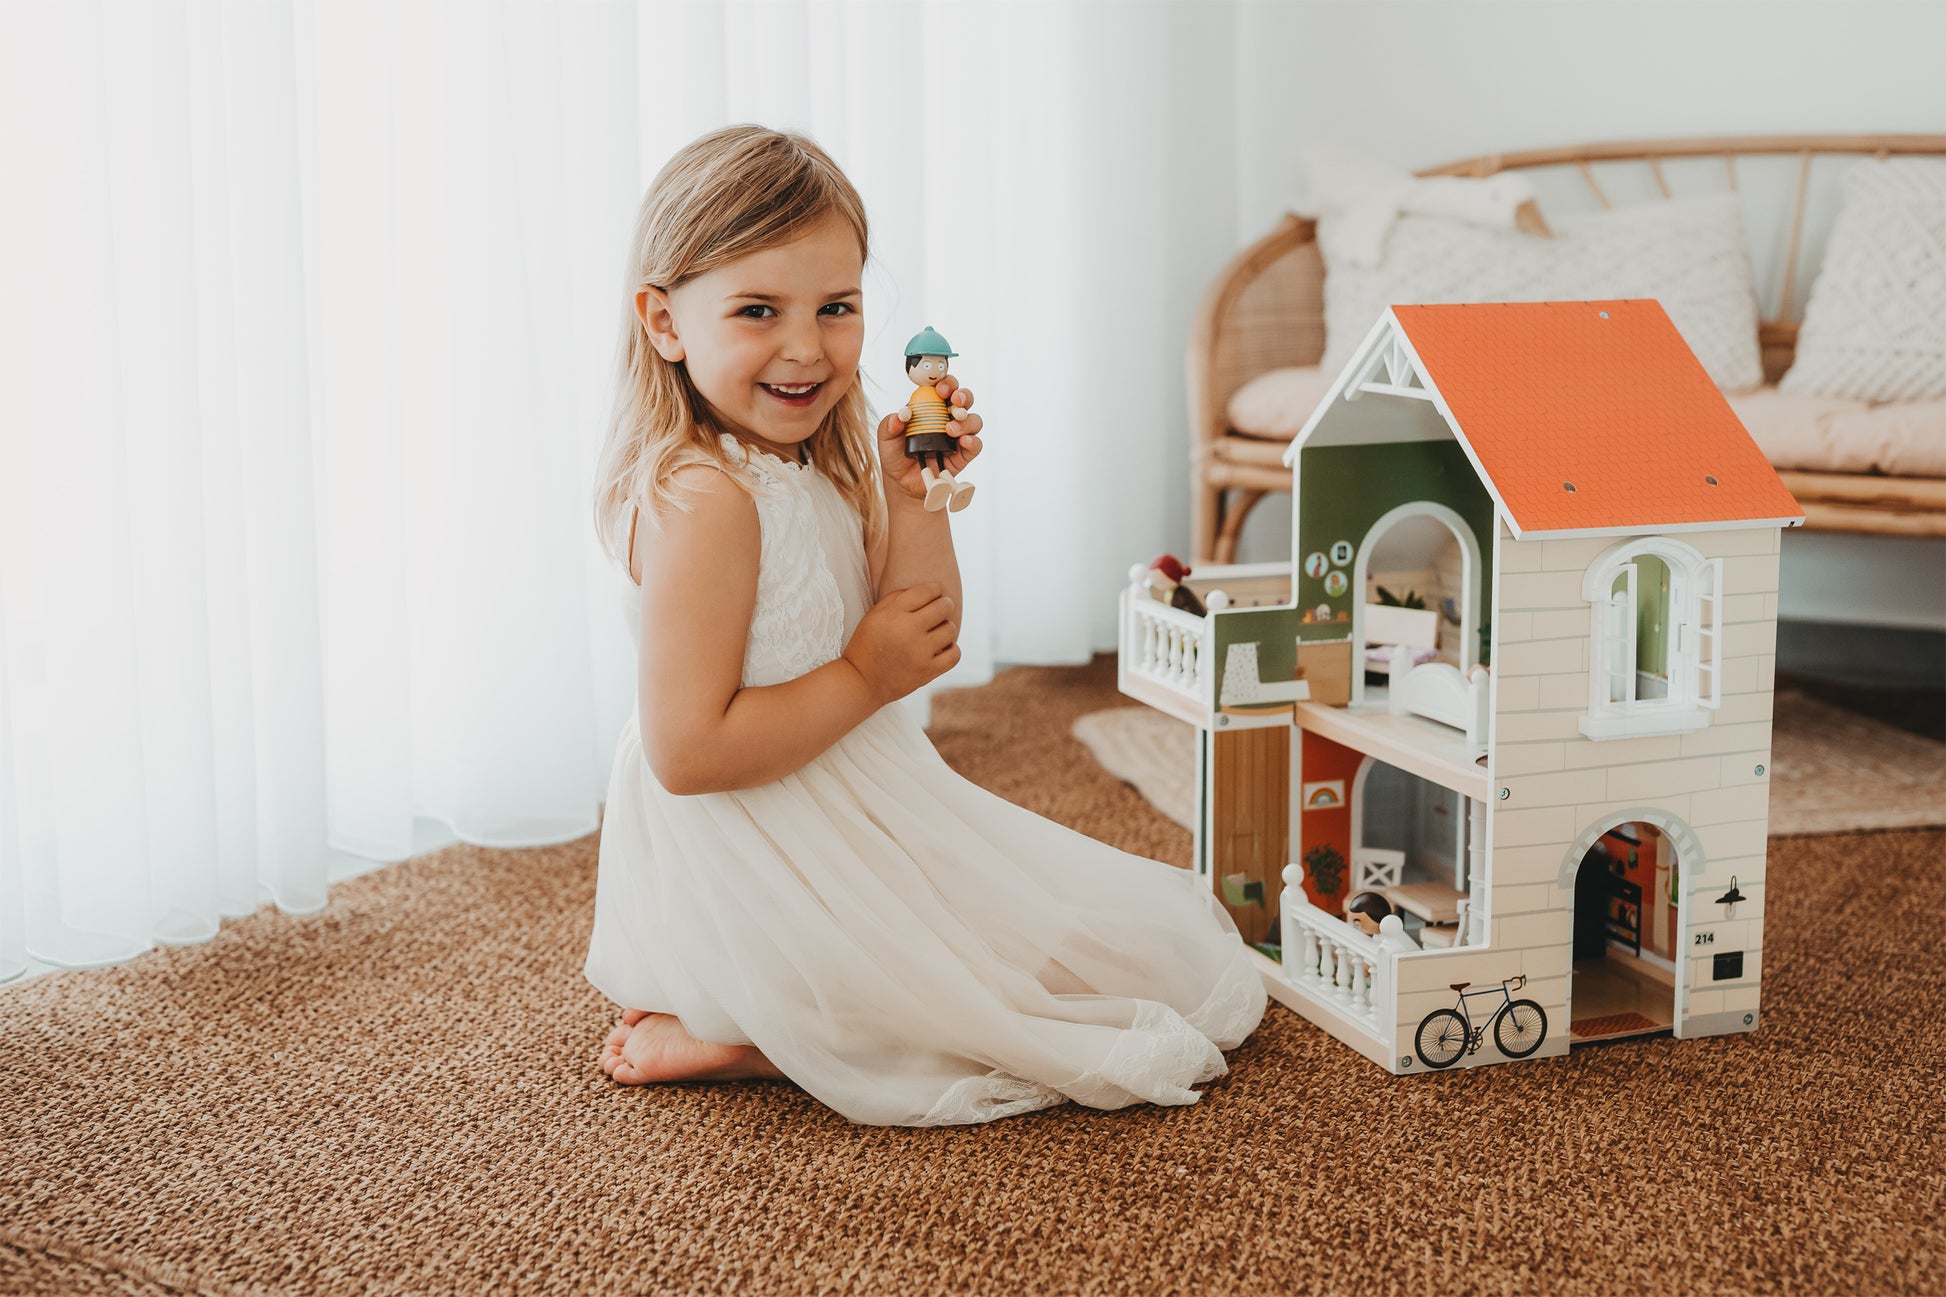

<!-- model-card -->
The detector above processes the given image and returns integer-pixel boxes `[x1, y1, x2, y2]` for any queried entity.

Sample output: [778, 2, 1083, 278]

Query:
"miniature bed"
[1188, 134, 1946, 564]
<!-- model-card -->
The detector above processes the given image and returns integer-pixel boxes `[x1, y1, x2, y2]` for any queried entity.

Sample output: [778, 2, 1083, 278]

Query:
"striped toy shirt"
[904, 383, 951, 439]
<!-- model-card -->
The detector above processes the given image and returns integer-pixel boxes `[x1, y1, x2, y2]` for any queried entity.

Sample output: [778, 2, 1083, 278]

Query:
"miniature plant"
[1374, 585, 1427, 609]
[1302, 842, 1346, 898]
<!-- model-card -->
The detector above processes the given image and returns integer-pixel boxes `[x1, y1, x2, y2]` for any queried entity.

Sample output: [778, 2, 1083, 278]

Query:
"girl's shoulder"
[652, 434, 783, 503]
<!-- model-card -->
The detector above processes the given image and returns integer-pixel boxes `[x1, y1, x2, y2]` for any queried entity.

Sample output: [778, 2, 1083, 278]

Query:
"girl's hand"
[841, 581, 961, 705]
[876, 374, 985, 505]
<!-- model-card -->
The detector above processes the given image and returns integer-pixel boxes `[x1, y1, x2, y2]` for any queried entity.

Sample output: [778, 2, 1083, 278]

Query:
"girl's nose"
[778, 319, 823, 365]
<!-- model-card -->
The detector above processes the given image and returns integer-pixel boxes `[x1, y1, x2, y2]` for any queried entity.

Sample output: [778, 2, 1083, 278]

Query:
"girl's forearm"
[876, 492, 962, 611]
[649, 656, 883, 795]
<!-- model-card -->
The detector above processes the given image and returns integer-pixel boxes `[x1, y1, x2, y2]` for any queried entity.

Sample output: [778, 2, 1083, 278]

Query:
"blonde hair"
[591, 124, 885, 571]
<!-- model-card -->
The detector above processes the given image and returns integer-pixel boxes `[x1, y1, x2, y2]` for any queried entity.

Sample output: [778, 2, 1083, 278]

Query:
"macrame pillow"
[1780, 158, 1946, 403]
[1319, 192, 1765, 392]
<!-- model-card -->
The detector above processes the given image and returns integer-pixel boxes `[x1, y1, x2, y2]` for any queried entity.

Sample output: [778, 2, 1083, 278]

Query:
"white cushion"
[1318, 192, 1765, 393]
[1225, 365, 1340, 440]
[1724, 386, 1946, 478]
[1780, 158, 1946, 403]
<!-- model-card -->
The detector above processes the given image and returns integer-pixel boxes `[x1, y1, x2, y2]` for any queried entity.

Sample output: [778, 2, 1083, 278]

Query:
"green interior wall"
[1294, 440, 1497, 657]
[1632, 552, 1670, 679]
[1212, 607, 1301, 702]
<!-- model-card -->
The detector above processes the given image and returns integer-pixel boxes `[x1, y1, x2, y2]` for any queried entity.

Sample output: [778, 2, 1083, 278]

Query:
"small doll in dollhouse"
[1146, 555, 1209, 616]
[1344, 891, 1394, 937]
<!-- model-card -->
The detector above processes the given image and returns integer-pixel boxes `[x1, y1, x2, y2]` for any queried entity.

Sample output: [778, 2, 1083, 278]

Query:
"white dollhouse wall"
[1472, 520, 1777, 1044]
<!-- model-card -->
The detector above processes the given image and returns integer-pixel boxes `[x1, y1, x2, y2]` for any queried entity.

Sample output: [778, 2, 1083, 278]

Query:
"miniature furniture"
[1381, 882, 1465, 926]
[1123, 297, 1799, 1074]
[1189, 134, 1946, 563]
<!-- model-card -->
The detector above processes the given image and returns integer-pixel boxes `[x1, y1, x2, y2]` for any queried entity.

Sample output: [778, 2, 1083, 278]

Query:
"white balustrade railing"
[1121, 584, 1211, 701]
[1278, 863, 1395, 1043]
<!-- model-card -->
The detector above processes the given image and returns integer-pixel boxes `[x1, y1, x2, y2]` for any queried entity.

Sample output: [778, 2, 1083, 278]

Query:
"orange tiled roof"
[1389, 300, 1804, 535]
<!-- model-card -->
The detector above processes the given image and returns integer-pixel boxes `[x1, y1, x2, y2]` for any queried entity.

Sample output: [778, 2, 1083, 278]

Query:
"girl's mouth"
[759, 381, 822, 407]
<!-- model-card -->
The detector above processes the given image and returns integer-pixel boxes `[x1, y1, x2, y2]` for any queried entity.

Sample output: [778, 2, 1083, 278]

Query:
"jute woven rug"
[1074, 684, 1946, 836]
[3, 657, 1942, 1297]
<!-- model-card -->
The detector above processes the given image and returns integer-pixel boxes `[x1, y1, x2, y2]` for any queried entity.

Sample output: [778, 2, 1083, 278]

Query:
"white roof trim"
[1508, 515, 1805, 541]
[1282, 310, 1397, 467]
[1283, 309, 1521, 534]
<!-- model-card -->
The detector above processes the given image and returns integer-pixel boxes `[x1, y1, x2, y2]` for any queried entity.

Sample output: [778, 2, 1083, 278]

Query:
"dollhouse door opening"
[1568, 821, 1679, 1044]
[1348, 503, 1479, 710]
[1350, 757, 1469, 945]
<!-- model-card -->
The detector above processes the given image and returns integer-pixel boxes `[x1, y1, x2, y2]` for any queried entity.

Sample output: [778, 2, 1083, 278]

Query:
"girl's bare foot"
[597, 1010, 788, 1085]
[600, 1007, 652, 1059]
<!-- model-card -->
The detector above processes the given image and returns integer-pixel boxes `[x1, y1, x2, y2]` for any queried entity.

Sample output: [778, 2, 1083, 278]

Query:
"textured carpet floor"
[3, 657, 1942, 1297]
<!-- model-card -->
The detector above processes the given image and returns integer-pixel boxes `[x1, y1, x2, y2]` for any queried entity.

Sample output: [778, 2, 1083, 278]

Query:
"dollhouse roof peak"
[1283, 300, 1806, 539]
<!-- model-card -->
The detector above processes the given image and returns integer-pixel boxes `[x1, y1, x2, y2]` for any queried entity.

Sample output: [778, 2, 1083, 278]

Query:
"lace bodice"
[618, 434, 870, 690]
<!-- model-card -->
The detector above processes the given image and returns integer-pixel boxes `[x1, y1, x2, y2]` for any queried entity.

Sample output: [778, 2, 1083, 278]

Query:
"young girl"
[584, 125, 1266, 1127]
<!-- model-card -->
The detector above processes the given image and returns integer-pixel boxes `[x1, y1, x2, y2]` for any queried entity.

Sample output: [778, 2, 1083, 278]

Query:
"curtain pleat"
[0, 0, 1239, 984]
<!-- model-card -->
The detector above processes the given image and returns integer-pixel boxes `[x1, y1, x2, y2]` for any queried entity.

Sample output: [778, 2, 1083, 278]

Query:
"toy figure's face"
[1346, 910, 1381, 937]
[636, 211, 864, 460]
[908, 354, 949, 387]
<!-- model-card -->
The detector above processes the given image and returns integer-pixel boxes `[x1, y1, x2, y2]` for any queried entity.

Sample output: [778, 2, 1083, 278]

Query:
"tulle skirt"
[584, 701, 1268, 1127]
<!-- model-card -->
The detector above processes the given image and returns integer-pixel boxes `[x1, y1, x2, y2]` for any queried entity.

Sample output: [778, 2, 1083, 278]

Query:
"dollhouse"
[1118, 300, 1802, 1073]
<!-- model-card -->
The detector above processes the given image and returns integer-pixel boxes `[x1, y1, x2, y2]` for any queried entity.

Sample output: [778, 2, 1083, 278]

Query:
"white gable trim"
[1282, 310, 1399, 466]
[1283, 309, 1521, 537]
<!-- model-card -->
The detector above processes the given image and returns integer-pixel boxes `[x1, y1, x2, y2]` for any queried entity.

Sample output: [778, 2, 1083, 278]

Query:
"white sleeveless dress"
[584, 434, 1267, 1127]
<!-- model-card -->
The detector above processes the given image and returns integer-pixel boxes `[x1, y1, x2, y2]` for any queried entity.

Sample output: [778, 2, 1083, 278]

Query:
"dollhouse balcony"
[1281, 901, 1391, 1039]
[1119, 585, 1214, 728]
[1116, 561, 1298, 732]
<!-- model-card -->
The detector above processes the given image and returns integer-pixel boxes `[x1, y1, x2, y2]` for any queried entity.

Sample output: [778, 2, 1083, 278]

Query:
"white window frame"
[1579, 537, 1722, 741]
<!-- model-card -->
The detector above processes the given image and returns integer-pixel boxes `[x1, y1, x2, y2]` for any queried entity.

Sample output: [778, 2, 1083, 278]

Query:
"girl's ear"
[638, 287, 685, 362]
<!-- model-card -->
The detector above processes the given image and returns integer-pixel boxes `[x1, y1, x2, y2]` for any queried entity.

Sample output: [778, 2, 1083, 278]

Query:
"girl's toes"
[605, 1023, 631, 1052]
[621, 1008, 650, 1028]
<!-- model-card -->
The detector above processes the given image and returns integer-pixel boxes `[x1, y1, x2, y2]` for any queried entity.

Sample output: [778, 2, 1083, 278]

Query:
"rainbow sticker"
[1303, 780, 1344, 809]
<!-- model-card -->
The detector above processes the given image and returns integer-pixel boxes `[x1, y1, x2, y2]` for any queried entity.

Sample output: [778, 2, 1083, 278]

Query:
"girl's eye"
[737, 305, 774, 319]
[821, 303, 855, 316]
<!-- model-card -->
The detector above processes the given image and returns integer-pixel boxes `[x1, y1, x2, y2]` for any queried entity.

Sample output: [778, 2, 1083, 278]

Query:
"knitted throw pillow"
[1319, 192, 1765, 392]
[1780, 158, 1946, 403]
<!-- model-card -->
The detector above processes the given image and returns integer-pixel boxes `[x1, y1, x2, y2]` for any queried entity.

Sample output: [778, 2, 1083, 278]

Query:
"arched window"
[1580, 537, 1722, 741]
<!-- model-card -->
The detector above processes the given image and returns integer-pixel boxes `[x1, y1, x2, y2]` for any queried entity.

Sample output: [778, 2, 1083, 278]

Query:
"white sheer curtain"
[0, 0, 1239, 983]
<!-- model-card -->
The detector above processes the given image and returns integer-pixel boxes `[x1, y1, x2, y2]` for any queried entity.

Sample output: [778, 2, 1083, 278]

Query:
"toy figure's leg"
[920, 462, 953, 511]
[947, 474, 975, 512]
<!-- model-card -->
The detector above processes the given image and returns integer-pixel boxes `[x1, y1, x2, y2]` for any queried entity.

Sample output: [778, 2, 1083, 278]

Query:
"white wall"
[1221, 0, 1946, 634]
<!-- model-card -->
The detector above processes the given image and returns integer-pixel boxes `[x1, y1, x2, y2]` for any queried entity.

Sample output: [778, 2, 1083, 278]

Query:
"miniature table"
[1380, 882, 1466, 926]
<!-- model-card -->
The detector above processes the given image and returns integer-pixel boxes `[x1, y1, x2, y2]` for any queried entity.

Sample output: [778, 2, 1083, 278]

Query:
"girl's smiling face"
[637, 212, 865, 462]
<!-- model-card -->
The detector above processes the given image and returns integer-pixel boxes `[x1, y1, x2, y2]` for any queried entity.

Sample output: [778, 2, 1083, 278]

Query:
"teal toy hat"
[904, 325, 959, 358]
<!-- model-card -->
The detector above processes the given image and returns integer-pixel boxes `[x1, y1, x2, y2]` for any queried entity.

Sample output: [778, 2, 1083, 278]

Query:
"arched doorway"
[1349, 502, 1479, 708]
[1559, 809, 1702, 1044]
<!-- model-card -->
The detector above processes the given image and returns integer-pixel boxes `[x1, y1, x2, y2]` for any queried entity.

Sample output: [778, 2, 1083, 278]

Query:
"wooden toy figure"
[900, 325, 975, 512]
[1147, 555, 1208, 616]
[1343, 890, 1393, 937]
